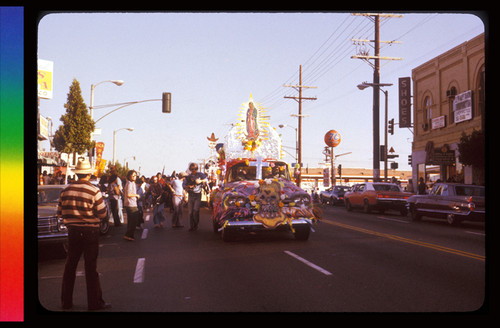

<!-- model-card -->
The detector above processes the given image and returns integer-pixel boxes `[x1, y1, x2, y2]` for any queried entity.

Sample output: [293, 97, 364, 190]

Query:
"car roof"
[38, 184, 68, 190]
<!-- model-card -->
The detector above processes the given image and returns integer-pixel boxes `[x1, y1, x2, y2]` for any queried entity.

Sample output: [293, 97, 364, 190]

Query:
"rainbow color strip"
[0, 7, 24, 322]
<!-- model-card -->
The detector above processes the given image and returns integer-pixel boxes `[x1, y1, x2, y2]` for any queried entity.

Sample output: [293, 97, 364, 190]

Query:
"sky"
[36, 11, 485, 178]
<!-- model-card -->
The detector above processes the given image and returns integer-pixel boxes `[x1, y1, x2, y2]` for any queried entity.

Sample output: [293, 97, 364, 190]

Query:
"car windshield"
[334, 186, 349, 192]
[453, 185, 485, 197]
[38, 187, 64, 204]
[373, 184, 401, 192]
[227, 161, 290, 182]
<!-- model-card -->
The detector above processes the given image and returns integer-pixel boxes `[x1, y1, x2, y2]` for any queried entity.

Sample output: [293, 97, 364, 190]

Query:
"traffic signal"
[408, 154, 412, 165]
[338, 164, 342, 176]
[388, 118, 394, 135]
[162, 92, 171, 113]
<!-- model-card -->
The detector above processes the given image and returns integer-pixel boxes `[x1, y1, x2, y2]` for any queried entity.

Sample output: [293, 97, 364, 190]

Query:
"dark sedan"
[320, 185, 350, 206]
[38, 185, 68, 252]
[407, 182, 485, 225]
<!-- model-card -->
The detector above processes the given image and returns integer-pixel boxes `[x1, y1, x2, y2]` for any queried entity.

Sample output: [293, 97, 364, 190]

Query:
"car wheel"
[100, 218, 111, 235]
[363, 199, 371, 213]
[221, 227, 236, 242]
[294, 225, 310, 241]
[345, 199, 352, 211]
[330, 197, 335, 206]
[446, 214, 461, 226]
[410, 205, 421, 221]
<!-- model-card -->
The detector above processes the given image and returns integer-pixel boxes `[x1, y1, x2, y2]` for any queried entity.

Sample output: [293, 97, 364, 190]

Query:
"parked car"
[406, 182, 485, 225]
[320, 185, 350, 206]
[344, 182, 412, 215]
[38, 185, 68, 253]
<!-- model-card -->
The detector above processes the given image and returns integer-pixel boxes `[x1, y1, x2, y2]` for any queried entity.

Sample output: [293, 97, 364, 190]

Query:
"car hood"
[222, 178, 307, 198]
[38, 204, 58, 218]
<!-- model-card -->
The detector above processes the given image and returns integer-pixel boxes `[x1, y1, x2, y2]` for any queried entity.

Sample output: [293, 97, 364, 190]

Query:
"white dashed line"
[284, 251, 332, 276]
[134, 258, 146, 283]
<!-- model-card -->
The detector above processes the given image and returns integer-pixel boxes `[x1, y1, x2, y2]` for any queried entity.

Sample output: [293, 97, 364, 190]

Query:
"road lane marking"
[323, 220, 485, 261]
[377, 216, 409, 223]
[141, 228, 148, 239]
[134, 258, 146, 283]
[284, 251, 332, 276]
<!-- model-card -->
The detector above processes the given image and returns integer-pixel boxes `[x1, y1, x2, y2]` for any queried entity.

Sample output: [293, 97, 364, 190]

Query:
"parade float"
[211, 95, 321, 241]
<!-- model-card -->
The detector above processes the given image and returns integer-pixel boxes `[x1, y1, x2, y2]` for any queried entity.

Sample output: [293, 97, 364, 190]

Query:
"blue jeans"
[187, 192, 202, 230]
[153, 203, 165, 225]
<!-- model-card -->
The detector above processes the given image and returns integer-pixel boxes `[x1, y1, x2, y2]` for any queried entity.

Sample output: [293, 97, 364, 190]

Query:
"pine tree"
[53, 78, 95, 165]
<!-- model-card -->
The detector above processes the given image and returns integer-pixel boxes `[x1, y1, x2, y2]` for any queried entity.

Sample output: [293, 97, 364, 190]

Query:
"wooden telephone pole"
[351, 13, 402, 181]
[284, 65, 317, 186]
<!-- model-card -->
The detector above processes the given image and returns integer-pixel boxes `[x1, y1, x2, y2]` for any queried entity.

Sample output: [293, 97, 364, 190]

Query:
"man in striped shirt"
[57, 158, 110, 311]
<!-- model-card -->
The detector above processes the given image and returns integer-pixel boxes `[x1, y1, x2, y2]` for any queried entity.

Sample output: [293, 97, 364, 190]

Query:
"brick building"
[410, 33, 485, 189]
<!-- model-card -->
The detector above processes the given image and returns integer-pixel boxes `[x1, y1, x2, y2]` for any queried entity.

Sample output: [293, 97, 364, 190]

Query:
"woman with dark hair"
[107, 174, 122, 227]
[123, 170, 140, 241]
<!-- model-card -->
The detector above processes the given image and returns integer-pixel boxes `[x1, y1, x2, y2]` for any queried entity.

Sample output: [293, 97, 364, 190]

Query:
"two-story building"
[410, 33, 485, 189]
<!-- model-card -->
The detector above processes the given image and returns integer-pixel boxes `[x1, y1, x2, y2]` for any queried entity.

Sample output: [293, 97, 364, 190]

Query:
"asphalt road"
[36, 203, 487, 313]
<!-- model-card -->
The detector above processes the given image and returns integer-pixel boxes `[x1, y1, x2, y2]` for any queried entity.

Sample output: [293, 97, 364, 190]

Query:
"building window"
[476, 65, 485, 119]
[422, 96, 432, 131]
[448, 86, 457, 124]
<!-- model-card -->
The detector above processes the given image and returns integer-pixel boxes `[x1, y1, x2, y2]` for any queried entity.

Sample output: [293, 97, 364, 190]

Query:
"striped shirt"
[57, 180, 107, 228]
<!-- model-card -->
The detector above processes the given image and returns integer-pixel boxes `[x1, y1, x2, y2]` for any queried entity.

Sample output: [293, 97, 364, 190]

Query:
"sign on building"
[38, 59, 53, 99]
[398, 77, 411, 128]
[453, 90, 473, 123]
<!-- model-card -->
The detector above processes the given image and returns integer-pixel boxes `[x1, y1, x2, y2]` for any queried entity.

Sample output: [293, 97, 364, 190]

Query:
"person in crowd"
[417, 177, 427, 195]
[135, 176, 145, 229]
[183, 163, 208, 231]
[57, 158, 110, 311]
[169, 172, 188, 228]
[110, 166, 124, 225]
[123, 170, 140, 241]
[150, 175, 166, 228]
[107, 174, 122, 227]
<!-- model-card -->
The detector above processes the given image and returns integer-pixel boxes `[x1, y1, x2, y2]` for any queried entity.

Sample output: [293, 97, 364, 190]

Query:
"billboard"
[38, 59, 53, 99]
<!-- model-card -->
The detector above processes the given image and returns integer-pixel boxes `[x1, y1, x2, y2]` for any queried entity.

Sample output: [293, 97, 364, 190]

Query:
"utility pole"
[284, 65, 317, 187]
[351, 13, 402, 181]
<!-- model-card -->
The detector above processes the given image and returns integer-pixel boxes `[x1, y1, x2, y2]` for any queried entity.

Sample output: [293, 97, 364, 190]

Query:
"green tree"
[458, 129, 485, 185]
[458, 129, 485, 167]
[53, 78, 95, 164]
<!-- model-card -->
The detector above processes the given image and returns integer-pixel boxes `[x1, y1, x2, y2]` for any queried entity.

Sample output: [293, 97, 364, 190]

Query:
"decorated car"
[210, 95, 321, 241]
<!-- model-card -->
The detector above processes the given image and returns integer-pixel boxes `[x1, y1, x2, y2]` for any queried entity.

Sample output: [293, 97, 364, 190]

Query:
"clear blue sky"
[37, 11, 485, 178]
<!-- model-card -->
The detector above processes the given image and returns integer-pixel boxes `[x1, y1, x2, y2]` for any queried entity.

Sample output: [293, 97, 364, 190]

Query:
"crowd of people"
[96, 162, 210, 239]
[55, 159, 210, 311]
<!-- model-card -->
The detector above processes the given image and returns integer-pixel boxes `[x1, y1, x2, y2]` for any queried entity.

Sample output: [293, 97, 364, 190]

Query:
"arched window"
[476, 64, 485, 119]
[423, 96, 432, 125]
[448, 86, 457, 124]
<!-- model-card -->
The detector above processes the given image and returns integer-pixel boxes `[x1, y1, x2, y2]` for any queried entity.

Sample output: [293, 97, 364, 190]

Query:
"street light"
[89, 80, 124, 168]
[113, 127, 134, 165]
[279, 124, 298, 163]
[90, 80, 124, 120]
[357, 82, 393, 182]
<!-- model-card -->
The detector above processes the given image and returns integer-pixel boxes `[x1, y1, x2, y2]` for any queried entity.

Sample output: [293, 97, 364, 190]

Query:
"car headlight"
[57, 218, 67, 232]
[292, 194, 311, 206]
[224, 195, 248, 208]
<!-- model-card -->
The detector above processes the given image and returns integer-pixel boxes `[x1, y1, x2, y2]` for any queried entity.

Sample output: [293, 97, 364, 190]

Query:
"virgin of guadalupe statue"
[246, 102, 259, 140]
